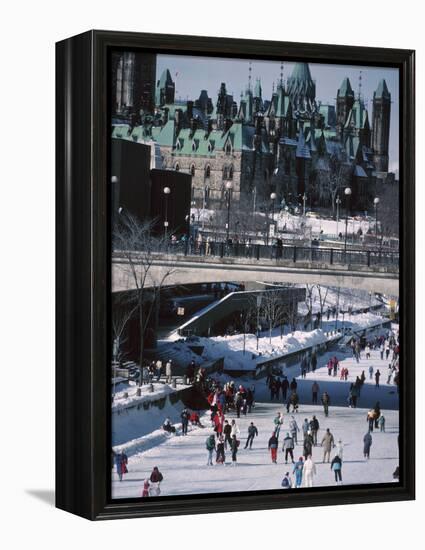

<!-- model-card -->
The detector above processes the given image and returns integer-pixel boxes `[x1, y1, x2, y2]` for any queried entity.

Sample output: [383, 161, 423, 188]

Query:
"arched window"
[229, 166, 234, 180]
[205, 165, 211, 178]
[225, 142, 232, 155]
[190, 164, 195, 177]
[223, 166, 229, 180]
[175, 163, 180, 171]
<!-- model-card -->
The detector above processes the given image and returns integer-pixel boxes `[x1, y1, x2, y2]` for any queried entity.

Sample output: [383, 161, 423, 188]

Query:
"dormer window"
[225, 142, 232, 154]
[192, 141, 197, 151]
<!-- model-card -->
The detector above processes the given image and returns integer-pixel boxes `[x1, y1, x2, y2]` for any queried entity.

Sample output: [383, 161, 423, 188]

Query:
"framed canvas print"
[56, 30, 415, 520]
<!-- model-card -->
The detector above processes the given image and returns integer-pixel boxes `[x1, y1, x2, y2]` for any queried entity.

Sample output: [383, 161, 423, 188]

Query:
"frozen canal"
[112, 401, 399, 499]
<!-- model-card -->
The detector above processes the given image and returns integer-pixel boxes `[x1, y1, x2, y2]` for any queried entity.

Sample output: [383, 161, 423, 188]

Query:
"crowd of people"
[113, 328, 400, 496]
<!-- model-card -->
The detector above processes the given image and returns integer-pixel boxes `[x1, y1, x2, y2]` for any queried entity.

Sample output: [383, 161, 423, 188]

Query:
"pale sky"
[157, 54, 399, 174]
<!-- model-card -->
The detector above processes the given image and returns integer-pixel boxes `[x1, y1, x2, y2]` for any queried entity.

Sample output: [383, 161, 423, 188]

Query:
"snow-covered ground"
[157, 312, 387, 372]
[297, 285, 384, 316]
[112, 402, 398, 499]
[190, 207, 373, 239]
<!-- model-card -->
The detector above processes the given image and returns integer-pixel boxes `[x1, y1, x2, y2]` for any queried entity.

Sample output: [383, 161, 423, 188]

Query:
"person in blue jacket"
[293, 456, 304, 488]
[281, 472, 292, 489]
[331, 454, 343, 484]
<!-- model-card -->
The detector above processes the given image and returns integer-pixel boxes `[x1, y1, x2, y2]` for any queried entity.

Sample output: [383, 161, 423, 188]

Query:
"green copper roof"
[337, 77, 354, 97]
[276, 86, 289, 117]
[155, 120, 176, 147]
[374, 79, 391, 99]
[289, 62, 313, 84]
[287, 62, 316, 104]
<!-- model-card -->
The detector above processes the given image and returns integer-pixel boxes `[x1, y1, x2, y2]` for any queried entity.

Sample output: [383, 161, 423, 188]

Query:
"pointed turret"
[155, 69, 175, 107]
[336, 77, 355, 136]
[287, 63, 316, 111]
[372, 79, 391, 172]
[337, 77, 354, 98]
[374, 79, 391, 100]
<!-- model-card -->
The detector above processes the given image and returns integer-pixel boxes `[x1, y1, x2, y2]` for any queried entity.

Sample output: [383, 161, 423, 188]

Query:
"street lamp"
[256, 294, 262, 351]
[225, 180, 233, 243]
[185, 213, 191, 254]
[302, 193, 307, 216]
[344, 187, 352, 255]
[111, 176, 119, 217]
[373, 196, 380, 247]
[269, 192, 277, 244]
[163, 186, 171, 240]
[335, 195, 341, 237]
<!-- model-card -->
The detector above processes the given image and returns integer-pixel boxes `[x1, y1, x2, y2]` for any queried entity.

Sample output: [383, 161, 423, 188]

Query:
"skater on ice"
[289, 415, 300, 443]
[283, 432, 295, 464]
[149, 467, 163, 496]
[281, 472, 292, 489]
[321, 391, 331, 417]
[321, 428, 335, 463]
[293, 457, 304, 488]
[206, 434, 216, 466]
[114, 450, 128, 482]
[363, 431, 373, 460]
[303, 455, 317, 488]
[331, 454, 343, 484]
[244, 422, 259, 449]
[268, 432, 279, 464]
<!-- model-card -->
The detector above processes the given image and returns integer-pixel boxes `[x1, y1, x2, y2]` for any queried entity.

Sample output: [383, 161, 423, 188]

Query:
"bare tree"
[113, 213, 175, 381]
[283, 297, 299, 333]
[208, 195, 270, 244]
[261, 290, 289, 344]
[304, 284, 315, 329]
[317, 154, 352, 214]
[111, 295, 138, 364]
[239, 296, 257, 354]
[315, 285, 329, 328]
[374, 180, 399, 247]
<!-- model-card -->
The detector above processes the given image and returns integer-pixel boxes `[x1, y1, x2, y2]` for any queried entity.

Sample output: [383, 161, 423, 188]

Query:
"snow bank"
[156, 312, 386, 373]
[112, 382, 189, 412]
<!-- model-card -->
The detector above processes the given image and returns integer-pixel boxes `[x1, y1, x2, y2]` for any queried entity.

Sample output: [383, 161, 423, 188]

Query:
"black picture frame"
[56, 30, 415, 520]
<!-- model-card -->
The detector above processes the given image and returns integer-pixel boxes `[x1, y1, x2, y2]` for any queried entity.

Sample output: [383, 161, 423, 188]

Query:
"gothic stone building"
[111, 58, 393, 213]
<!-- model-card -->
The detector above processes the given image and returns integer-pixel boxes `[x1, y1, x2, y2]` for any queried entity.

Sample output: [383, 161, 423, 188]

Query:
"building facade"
[111, 58, 394, 213]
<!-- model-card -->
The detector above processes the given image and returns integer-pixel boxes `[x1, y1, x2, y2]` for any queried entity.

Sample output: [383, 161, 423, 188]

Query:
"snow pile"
[112, 382, 188, 412]
[156, 312, 386, 373]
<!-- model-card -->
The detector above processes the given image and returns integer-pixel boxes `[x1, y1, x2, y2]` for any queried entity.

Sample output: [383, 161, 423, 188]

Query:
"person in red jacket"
[149, 466, 164, 496]
[213, 412, 224, 437]
[268, 432, 279, 463]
